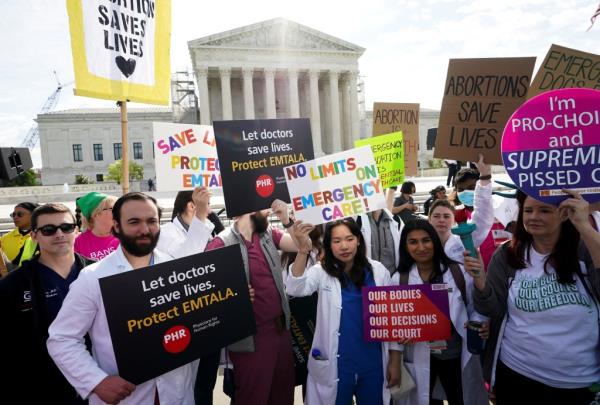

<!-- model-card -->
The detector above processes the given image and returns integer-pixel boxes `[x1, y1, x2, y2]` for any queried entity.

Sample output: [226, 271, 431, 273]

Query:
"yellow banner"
[66, 0, 171, 105]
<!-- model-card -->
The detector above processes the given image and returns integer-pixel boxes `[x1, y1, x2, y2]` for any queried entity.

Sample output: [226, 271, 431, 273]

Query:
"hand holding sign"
[558, 189, 590, 229]
[271, 199, 291, 226]
[290, 220, 314, 254]
[192, 187, 211, 221]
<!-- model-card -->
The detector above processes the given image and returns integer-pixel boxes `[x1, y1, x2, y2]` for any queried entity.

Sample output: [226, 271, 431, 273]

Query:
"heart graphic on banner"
[115, 56, 136, 77]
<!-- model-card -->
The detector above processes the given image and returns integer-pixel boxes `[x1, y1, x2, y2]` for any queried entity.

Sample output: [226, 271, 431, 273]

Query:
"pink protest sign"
[501, 88, 600, 205]
[362, 284, 451, 342]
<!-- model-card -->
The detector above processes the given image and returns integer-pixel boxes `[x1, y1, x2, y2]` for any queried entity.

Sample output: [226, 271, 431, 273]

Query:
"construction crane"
[21, 71, 73, 149]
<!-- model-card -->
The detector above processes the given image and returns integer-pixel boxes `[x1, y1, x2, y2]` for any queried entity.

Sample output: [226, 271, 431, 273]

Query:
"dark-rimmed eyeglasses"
[10, 212, 27, 218]
[35, 223, 77, 236]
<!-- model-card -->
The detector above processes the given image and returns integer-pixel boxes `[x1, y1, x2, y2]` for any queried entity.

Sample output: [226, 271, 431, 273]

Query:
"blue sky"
[1, 0, 599, 167]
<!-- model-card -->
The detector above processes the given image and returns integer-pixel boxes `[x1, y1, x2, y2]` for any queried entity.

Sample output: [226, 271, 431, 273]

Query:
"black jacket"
[0, 254, 94, 404]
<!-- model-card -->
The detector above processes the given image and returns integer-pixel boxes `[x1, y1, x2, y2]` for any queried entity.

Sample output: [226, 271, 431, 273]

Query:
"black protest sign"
[528, 44, 600, 99]
[214, 119, 314, 217]
[434, 57, 536, 164]
[289, 294, 318, 386]
[99, 245, 255, 384]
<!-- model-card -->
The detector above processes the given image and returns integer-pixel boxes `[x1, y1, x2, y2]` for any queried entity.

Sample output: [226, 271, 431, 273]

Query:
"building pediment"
[188, 18, 364, 54]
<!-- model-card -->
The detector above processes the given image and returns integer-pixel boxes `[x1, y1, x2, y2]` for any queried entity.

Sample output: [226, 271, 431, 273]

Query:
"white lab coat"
[157, 216, 214, 259]
[392, 264, 488, 405]
[285, 259, 396, 405]
[358, 209, 402, 270]
[47, 247, 197, 405]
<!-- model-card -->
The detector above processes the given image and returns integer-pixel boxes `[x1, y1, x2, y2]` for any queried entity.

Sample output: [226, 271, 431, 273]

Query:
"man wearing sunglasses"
[48, 192, 197, 405]
[0, 203, 93, 404]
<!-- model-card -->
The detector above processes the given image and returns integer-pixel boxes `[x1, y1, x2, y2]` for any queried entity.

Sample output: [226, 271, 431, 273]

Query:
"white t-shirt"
[500, 247, 600, 388]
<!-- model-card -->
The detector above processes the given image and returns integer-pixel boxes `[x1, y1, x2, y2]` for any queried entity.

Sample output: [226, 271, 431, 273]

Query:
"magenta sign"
[501, 88, 600, 205]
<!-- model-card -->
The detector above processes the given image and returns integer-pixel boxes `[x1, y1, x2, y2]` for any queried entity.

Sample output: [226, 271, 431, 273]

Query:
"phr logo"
[163, 325, 191, 354]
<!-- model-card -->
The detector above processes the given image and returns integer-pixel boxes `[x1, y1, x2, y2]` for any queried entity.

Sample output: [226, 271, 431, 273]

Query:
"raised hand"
[463, 249, 486, 291]
[192, 186, 211, 220]
[271, 199, 291, 226]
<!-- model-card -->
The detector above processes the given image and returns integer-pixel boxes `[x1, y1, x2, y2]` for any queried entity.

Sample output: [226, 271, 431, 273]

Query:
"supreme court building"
[188, 18, 364, 156]
[39, 18, 439, 185]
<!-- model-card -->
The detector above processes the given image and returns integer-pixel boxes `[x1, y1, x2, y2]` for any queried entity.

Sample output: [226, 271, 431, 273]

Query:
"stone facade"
[38, 108, 171, 185]
[188, 18, 365, 155]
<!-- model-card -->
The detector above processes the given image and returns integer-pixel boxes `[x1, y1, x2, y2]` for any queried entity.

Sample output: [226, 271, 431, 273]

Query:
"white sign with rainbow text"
[284, 146, 386, 225]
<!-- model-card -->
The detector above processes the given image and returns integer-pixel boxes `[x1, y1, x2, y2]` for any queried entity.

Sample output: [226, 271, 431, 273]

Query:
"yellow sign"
[66, 0, 171, 105]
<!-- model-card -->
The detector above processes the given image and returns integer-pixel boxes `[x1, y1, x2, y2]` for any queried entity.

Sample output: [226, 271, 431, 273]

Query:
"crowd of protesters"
[0, 153, 599, 405]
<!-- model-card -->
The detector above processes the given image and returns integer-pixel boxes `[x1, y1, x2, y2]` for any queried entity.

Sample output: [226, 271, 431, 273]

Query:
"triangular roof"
[188, 18, 365, 54]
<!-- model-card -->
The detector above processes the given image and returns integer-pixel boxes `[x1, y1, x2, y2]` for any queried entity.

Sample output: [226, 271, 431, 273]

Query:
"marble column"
[328, 70, 342, 151]
[309, 70, 323, 156]
[288, 69, 300, 118]
[197, 66, 211, 125]
[242, 67, 255, 119]
[219, 67, 232, 120]
[348, 71, 360, 143]
[341, 75, 351, 149]
[264, 68, 277, 119]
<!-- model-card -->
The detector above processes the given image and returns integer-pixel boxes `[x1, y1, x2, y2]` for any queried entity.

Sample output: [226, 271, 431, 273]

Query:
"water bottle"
[466, 321, 485, 355]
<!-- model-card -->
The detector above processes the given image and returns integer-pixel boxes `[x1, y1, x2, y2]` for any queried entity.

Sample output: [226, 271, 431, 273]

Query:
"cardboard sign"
[284, 146, 386, 225]
[372, 103, 419, 176]
[355, 131, 405, 188]
[502, 88, 600, 205]
[99, 245, 255, 384]
[66, 0, 171, 104]
[153, 123, 221, 191]
[435, 58, 536, 164]
[528, 44, 600, 99]
[213, 119, 314, 217]
[362, 284, 451, 342]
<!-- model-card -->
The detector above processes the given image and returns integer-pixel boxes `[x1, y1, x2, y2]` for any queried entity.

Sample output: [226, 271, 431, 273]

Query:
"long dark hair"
[321, 219, 372, 288]
[398, 219, 455, 282]
[507, 190, 580, 284]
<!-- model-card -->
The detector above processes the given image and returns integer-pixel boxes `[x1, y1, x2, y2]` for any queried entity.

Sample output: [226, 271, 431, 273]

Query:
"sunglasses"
[35, 223, 77, 236]
[10, 212, 27, 218]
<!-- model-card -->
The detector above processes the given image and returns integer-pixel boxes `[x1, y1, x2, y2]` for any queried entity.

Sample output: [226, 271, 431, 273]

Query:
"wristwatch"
[479, 174, 492, 180]
[282, 218, 295, 228]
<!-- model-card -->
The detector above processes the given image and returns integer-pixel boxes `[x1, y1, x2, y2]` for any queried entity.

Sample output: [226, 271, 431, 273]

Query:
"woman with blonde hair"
[74, 192, 119, 260]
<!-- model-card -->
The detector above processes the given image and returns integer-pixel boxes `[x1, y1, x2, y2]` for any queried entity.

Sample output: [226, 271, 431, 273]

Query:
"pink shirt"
[207, 227, 284, 326]
[74, 230, 120, 261]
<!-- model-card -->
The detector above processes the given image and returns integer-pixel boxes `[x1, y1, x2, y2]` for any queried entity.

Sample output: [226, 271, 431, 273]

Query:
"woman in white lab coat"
[394, 219, 488, 405]
[285, 218, 401, 405]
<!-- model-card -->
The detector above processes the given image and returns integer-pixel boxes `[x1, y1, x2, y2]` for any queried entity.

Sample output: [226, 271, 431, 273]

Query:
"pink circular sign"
[501, 88, 600, 205]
